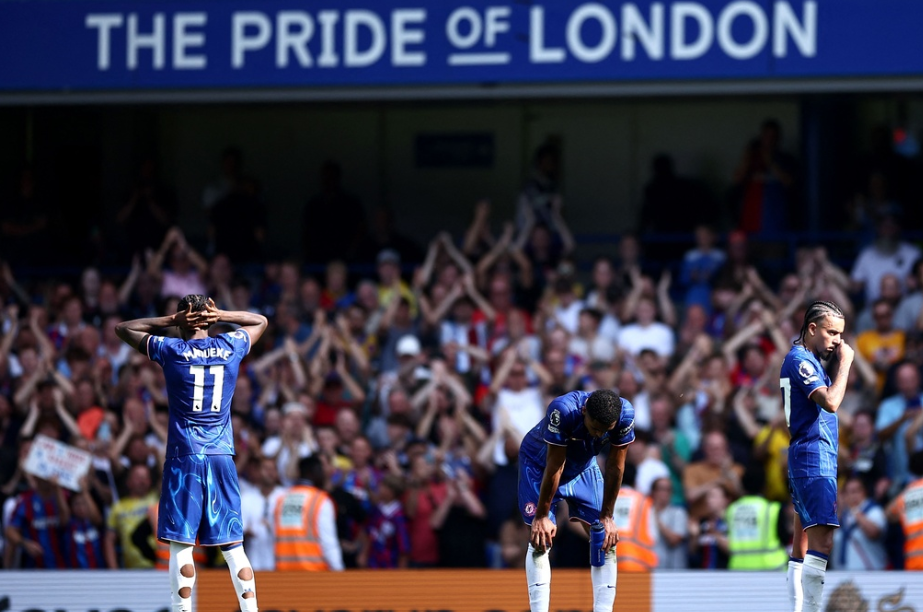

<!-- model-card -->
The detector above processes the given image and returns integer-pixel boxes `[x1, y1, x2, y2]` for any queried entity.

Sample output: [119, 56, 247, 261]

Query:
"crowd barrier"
[1, 570, 920, 612]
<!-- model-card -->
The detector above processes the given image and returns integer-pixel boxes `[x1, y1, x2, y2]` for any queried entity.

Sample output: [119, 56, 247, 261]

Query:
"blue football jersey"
[781, 345, 836, 478]
[519, 391, 635, 483]
[148, 331, 250, 457]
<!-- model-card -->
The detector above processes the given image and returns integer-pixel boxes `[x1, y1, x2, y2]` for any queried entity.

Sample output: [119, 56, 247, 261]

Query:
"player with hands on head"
[518, 389, 635, 612]
[780, 301, 853, 612]
[116, 295, 267, 612]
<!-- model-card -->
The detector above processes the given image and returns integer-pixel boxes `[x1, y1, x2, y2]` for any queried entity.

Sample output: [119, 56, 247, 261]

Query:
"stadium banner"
[652, 571, 923, 612]
[194, 569, 651, 612]
[1, 571, 171, 612]
[1, 0, 923, 92]
[22, 434, 93, 492]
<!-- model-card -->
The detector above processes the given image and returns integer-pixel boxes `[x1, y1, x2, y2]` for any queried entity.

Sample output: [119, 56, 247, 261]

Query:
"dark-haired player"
[780, 301, 853, 612]
[116, 296, 267, 612]
[517, 389, 635, 612]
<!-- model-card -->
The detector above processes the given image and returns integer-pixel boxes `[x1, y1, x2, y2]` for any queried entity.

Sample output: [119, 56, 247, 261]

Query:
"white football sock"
[222, 544, 258, 612]
[591, 548, 617, 612]
[787, 558, 803, 612]
[801, 552, 828, 612]
[526, 544, 551, 612]
[169, 542, 195, 612]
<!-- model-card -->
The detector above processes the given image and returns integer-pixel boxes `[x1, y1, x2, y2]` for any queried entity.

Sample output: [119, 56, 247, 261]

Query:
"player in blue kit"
[518, 389, 634, 612]
[780, 301, 853, 612]
[116, 295, 267, 612]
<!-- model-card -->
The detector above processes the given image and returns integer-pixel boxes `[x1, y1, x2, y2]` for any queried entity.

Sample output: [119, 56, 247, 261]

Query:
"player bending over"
[518, 389, 635, 612]
[781, 301, 853, 612]
[116, 296, 267, 612]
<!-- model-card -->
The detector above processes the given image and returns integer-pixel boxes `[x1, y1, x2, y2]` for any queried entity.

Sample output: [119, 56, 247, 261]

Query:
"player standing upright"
[780, 301, 853, 612]
[116, 296, 267, 612]
[518, 389, 635, 612]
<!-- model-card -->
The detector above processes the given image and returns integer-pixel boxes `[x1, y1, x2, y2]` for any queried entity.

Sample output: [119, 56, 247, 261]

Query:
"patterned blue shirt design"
[519, 391, 635, 483]
[781, 345, 837, 478]
[148, 331, 250, 457]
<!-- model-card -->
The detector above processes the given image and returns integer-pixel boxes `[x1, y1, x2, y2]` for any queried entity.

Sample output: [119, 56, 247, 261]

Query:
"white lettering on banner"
[391, 9, 426, 66]
[446, 7, 511, 66]
[232, 12, 271, 68]
[671, 2, 713, 60]
[774, 0, 816, 57]
[717, 1, 768, 59]
[84, 2, 818, 75]
[566, 3, 617, 63]
[173, 13, 207, 69]
[344, 10, 386, 66]
[85, 13, 123, 70]
[622, 3, 664, 60]
[317, 10, 340, 66]
[529, 6, 566, 63]
[22, 435, 93, 492]
[127, 13, 165, 70]
[277, 11, 314, 68]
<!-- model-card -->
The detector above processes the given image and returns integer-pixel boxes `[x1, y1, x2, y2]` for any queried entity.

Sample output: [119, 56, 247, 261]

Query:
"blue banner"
[0, 0, 920, 92]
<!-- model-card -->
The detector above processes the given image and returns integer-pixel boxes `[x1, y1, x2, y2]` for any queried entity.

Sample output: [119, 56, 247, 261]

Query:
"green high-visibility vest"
[726, 496, 788, 571]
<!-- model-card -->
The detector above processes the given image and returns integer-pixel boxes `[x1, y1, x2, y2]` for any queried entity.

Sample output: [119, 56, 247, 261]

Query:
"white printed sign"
[22, 434, 92, 492]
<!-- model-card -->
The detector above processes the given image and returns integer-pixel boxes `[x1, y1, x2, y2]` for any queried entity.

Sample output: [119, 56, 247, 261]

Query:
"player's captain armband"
[547, 408, 562, 434]
[798, 360, 819, 384]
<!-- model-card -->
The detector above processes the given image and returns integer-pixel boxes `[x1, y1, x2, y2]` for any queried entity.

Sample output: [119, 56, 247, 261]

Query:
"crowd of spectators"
[1, 120, 923, 573]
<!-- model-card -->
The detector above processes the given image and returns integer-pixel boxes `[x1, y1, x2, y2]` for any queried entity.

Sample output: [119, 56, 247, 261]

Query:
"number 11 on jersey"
[190, 365, 225, 412]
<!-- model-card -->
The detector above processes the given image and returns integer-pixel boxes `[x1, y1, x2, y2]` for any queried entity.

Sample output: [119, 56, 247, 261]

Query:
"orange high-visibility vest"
[274, 485, 331, 571]
[150, 503, 208, 570]
[896, 478, 923, 570]
[613, 488, 658, 572]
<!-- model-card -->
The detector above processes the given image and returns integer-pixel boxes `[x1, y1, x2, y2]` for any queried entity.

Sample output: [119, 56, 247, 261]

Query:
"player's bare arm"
[531, 443, 567, 551]
[599, 444, 628, 550]
[204, 298, 269, 346]
[808, 342, 854, 413]
[115, 305, 212, 353]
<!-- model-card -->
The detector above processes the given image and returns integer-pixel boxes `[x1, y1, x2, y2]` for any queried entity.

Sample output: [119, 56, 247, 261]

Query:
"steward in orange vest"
[887, 451, 923, 570]
[613, 486, 658, 571]
[274, 455, 343, 571]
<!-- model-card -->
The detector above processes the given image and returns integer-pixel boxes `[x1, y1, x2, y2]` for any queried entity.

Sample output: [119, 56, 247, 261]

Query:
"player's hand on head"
[530, 516, 556, 552]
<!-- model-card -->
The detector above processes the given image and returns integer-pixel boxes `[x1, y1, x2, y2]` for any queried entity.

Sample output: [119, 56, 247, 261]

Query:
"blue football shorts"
[518, 457, 603, 525]
[789, 474, 839, 529]
[158, 454, 244, 546]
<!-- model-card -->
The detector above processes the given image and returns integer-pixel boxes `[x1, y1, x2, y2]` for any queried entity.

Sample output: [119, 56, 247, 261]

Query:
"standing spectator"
[303, 161, 366, 263]
[115, 158, 177, 256]
[832, 477, 887, 571]
[857, 299, 905, 393]
[688, 485, 730, 569]
[843, 410, 890, 503]
[516, 141, 560, 234]
[886, 450, 923, 570]
[209, 174, 265, 263]
[64, 476, 105, 569]
[240, 457, 284, 571]
[404, 453, 447, 568]
[360, 474, 410, 569]
[651, 477, 688, 569]
[431, 466, 487, 568]
[679, 225, 726, 309]
[650, 394, 691, 507]
[104, 464, 158, 568]
[683, 431, 743, 521]
[851, 214, 922, 303]
[618, 297, 676, 359]
[146, 228, 208, 299]
[262, 402, 316, 487]
[876, 362, 923, 494]
[731, 119, 798, 235]
[5, 474, 70, 568]
[895, 258, 923, 332]
[612, 482, 658, 572]
[725, 467, 788, 571]
[274, 455, 343, 571]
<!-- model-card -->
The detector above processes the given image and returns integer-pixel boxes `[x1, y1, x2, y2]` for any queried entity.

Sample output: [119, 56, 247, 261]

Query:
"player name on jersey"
[181, 347, 233, 361]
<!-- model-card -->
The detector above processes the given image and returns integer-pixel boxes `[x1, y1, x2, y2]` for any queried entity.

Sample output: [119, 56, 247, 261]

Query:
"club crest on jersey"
[799, 361, 818, 383]
[548, 409, 561, 434]
[524, 502, 536, 516]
